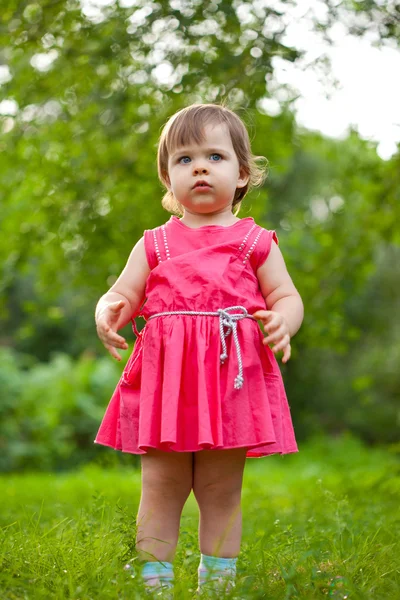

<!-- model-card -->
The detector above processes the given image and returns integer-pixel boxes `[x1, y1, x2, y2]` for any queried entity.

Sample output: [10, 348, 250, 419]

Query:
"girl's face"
[166, 122, 249, 215]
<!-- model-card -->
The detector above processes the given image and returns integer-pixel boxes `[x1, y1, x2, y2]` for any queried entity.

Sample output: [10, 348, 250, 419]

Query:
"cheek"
[170, 166, 184, 180]
[171, 174, 183, 189]
[221, 166, 239, 184]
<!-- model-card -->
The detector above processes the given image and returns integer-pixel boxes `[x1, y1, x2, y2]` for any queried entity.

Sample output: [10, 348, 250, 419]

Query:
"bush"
[0, 348, 137, 472]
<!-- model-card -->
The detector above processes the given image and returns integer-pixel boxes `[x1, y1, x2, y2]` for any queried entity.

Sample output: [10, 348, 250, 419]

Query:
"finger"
[108, 339, 128, 349]
[263, 325, 287, 345]
[96, 303, 123, 324]
[99, 327, 128, 348]
[259, 315, 283, 335]
[108, 300, 126, 312]
[104, 337, 128, 350]
[271, 336, 290, 354]
[264, 313, 286, 331]
[97, 321, 126, 343]
[271, 334, 291, 354]
[97, 321, 114, 335]
[252, 310, 273, 323]
[105, 343, 122, 361]
[282, 344, 291, 363]
[107, 333, 128, 348]
[267, 317, 284, 332]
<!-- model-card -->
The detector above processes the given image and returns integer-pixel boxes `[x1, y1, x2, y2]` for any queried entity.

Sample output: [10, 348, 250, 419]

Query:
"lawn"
[0, 435, 399, 599]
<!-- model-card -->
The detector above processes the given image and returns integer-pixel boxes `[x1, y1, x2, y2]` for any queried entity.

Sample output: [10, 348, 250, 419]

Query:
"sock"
[141, 560, 174, 589]
[198, 553, 237, 589]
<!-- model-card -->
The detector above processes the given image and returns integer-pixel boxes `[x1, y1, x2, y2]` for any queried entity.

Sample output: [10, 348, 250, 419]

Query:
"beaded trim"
[153, 226, 171, 263]
[161, 225, 171, 260]
[153, 229, 162, 263]
[238, 224, 256, 253]
[155, 223, 262, 264]
[243, 228, 262, 264]
[238, 224, 263, 264]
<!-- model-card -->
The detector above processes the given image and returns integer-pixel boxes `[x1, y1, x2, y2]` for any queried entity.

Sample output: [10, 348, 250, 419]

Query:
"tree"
[1, 0, 399, 354]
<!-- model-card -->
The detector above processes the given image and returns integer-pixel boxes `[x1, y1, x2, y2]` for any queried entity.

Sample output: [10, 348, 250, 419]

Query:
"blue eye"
[179, 156, 191, 164]
[210, 153, 222, 161]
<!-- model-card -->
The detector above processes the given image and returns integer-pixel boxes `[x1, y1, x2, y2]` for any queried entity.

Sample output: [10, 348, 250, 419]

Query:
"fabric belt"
[146, 306, 256, 390]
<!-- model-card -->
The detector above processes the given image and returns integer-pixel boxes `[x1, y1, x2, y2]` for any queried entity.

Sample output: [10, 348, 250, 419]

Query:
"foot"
[196, 577, 236, 595]
[124, 564, 174, 598]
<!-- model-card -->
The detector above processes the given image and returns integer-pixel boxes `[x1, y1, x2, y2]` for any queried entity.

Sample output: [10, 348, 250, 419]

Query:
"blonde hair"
[157, 103, 268, 216]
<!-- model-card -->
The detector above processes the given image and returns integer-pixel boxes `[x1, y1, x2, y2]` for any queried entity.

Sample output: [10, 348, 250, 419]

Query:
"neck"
[180, 207, 239, 228]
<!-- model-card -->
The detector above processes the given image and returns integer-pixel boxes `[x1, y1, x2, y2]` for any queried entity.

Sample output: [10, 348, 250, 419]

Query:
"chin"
[182, 198, 229, 212]
[193, 205, 223, 215]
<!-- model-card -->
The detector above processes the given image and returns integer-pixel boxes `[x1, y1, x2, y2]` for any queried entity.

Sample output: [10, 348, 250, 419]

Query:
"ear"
[237, 166, 250, 189]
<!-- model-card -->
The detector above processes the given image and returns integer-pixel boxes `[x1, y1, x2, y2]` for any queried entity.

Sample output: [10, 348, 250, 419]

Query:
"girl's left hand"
[252, 310, 291, 363]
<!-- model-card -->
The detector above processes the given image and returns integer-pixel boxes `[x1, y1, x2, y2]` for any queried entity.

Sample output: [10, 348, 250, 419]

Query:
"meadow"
[1, 435, 399, 599]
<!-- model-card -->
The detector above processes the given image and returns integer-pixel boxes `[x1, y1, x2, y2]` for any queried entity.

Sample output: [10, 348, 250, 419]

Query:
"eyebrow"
[171, 147, 232, 159]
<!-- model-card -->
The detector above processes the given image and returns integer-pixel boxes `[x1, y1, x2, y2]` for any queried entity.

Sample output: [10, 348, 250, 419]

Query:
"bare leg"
[136, 449, 193, 563]
[193, 447, 247, 558]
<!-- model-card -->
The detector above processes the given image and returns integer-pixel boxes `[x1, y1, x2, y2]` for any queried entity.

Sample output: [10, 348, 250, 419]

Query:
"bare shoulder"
[256, 239, 298, 306]
[108, 237, 151, 309]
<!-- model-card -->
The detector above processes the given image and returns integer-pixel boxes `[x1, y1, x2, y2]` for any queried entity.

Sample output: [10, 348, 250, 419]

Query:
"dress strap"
[153, 225, 171, 264]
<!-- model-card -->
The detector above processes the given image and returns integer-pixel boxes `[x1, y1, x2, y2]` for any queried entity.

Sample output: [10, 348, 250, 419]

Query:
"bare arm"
[95, 237, 151, 359]
[253, 240, 304, 362]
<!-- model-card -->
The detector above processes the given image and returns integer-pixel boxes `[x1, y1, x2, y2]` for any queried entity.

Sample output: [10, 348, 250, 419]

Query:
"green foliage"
[2, 0, 398, 355]
[0, 436, 399, 598]
[0, 347, 137, 472]
[322, 0, 400, 46]
[1, 292, 399, 471]
[286, 240, 400, 444]
[1, 1, 400, 462]
[0, 0, 301, 303]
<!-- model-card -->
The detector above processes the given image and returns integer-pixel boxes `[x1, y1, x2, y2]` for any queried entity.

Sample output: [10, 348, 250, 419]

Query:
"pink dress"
[95, 216, 298, 458]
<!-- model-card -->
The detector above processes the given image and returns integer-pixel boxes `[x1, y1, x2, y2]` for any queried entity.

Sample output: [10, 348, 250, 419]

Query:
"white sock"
[141, 560, 174, 589]
[198, 553, 237, 589]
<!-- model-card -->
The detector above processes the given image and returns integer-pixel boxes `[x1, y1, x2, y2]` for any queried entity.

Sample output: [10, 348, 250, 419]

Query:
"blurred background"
[1, 0, 399, 472]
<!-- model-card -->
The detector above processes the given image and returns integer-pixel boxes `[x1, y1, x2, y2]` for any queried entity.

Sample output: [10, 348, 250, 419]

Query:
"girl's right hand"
[96, 300, 129, 361]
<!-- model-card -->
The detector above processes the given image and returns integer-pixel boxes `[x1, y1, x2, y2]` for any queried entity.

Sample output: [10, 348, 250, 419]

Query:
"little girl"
[94, 103, 303, 596]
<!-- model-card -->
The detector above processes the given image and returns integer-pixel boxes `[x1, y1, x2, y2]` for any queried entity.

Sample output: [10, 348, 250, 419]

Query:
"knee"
[193, 480, 242, 510]
[143, 471, 192, 503]
[141, 451, 193, 503]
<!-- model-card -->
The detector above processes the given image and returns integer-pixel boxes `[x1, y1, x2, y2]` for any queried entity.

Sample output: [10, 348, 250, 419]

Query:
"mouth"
[192, 181, 212, 191]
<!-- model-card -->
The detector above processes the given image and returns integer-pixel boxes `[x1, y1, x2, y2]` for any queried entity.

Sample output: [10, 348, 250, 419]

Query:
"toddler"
[95, 103, 304, 596]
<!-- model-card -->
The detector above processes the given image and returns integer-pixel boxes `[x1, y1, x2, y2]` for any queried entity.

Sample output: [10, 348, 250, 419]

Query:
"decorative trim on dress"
[238, 224, 256, 252]
[238, 224, 263, 264]
[161, 225, 171, 260]
[153, 225, 171, 264]
[243, 228, 263, 264]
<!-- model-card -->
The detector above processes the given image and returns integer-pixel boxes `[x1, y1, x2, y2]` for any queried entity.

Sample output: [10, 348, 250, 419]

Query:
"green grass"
[1, 435, 399, 599]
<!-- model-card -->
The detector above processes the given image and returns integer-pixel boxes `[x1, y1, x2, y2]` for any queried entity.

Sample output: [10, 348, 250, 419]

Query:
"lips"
[192, 180, 212, 190]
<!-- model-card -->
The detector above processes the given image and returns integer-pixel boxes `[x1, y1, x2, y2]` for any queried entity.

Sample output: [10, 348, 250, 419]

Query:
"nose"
[192, 163, 209, 175]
